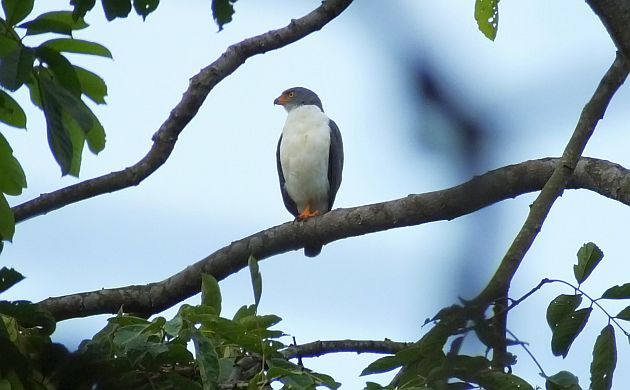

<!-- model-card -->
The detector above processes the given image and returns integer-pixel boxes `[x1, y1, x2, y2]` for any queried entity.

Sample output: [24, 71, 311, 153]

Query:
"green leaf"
[41, 38, 112, 59]
[164, 314, 183, 337]
[547, 294, 582, 330]
[211, 0, 237, 31]
[601, 283, 630, 299]
[546, 371, 581, 390]
[0, 46, 35, 91]
[70, 0, 96, 21]
[19, 11, 88, 36]
[590, 325, 616, 390]
[38, 73, 98, 175]
[38, 76, 74, 175]
[237, 313, 282, 331]
[281, 373, 314, 388]
[0, 89, 26, 128]
[614, 306, 630, 321]
[133, 0, 159, 20]
[233, 304, 256, 321]
[308, 371, 341, 389]
[551, 307, 592, 358]
[2, 0, 34, 26]
[0, 36, 19, 58]
[73, 66, 107, 104]
[192, 329, 219, 390]
[101, 0, 132, 21]
[200, 273, 221, 315]
[248, 255, 262, 307]
[65, 110, 86, 176]
[574, 242, 603, 285]
[474, 0, 499, 41]
[0, 194, 14, 240]
[0, 300, 56, 334]
[84, 106, 105, 153]
[180, 304, 219, 325]
[112, 324, 150, 347]
[268, 359, 340, 389]
[0, 267, 24, 293]
[0, 132, 27, 195]
[475, 371, 533, 390]
[361, 355, 402, 376]
[35, 47, 81, 97]
[217, 357, 235, 384]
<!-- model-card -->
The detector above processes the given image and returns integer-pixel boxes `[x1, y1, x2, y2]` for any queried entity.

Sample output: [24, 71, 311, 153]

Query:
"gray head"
[274, 87, 323, 112]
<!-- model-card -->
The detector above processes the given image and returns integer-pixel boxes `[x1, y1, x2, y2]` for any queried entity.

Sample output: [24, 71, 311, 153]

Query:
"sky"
[3, 0, 630, 388]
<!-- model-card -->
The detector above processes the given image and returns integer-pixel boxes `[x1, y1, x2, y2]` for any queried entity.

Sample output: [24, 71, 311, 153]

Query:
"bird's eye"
[288, 91, 295, 98]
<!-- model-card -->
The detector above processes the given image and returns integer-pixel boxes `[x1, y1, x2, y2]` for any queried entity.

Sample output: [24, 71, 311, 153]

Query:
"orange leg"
[297, 204, 320, 221]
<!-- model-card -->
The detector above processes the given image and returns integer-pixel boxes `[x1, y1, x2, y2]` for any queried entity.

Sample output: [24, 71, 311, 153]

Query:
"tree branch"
[474, 55, 629, 305]
[283, 339, 412, 359]
[475, 53, 629, 369]
[587, 0, 630, 59]
[37, 157, 630, 321]
[11, 0, 354, 223]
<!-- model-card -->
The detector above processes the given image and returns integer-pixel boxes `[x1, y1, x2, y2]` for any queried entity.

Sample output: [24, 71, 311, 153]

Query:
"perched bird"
[274, 87, 344, 257]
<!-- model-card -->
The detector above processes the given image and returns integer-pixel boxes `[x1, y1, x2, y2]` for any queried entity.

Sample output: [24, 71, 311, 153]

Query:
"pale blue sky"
[3, 1, 630, 388]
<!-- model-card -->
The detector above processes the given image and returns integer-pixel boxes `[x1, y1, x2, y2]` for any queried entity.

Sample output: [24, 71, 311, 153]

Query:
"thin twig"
[505, 329, 547, 378]
[507, 278, 553, 311]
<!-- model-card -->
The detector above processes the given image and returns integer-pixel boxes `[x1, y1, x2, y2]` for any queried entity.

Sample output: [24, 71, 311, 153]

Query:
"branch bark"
[37, 157, 630, 321]
[283, 339, 412, 359]
[11, 0, 354, 223]
[474, 53, 629, 369]
[587, 0, 630, 59]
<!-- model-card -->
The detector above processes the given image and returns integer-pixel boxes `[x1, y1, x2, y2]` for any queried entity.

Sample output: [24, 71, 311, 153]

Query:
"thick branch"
[11, 0, 354, 223]
[37, 157, 630, 321]
[476, 54, 629, 369]
[587, 0, 630, 59]
[283, 339, 412, 359]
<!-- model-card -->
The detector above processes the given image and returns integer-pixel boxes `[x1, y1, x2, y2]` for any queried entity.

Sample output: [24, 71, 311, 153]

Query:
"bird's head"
[274, 87, 324, 112]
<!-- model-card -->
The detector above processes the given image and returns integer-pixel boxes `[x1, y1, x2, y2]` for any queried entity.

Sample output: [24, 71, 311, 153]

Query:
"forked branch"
[38, 157, 630, 321]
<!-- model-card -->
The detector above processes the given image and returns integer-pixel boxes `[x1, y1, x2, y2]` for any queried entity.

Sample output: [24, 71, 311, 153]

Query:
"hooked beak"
[274, 94, 288, 106]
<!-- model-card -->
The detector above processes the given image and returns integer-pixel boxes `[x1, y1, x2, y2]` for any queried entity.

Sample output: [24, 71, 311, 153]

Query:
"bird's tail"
[304, 245, 323, 257]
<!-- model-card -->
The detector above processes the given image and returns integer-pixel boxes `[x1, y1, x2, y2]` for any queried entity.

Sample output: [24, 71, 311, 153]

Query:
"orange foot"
[297, 205, 320, 221]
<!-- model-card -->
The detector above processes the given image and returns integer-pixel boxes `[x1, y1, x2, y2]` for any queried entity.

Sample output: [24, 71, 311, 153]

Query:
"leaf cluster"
[358, 242, 630, 390]
[543, 242, 629, 390]
[0, 0, 112, 243]
[69, 0, 237, 30]
[361, 308, 532, 390]
[0, 267, 67, 390]
[61, 273, 339, 389]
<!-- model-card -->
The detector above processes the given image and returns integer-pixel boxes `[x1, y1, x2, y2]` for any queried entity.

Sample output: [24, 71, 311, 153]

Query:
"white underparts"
[279, 105, 331, 214]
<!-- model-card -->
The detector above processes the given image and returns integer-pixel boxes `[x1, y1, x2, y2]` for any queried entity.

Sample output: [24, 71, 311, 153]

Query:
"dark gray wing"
[276, 135, 299, 217]
[327, 119, 344, 210]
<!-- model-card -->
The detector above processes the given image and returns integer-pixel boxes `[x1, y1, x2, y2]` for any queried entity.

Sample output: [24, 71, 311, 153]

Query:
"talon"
[297, 205, 320, 221]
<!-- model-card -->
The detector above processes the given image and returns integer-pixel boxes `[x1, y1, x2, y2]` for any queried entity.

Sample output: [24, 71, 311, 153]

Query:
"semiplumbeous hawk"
[274, 87, 344, 257]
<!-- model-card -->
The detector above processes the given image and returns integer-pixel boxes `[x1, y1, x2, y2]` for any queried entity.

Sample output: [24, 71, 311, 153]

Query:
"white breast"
[279, 105, 331, 214]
